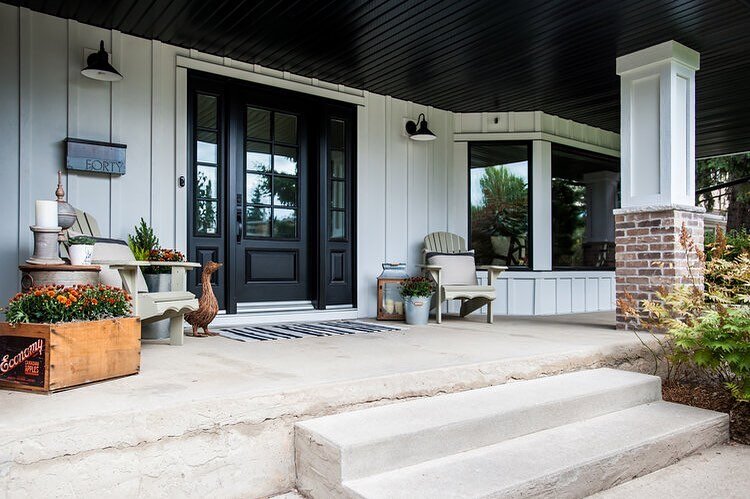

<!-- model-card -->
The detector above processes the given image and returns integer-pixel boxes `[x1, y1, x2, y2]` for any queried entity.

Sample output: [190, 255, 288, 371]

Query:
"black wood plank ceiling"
[7, 0, 750, 157]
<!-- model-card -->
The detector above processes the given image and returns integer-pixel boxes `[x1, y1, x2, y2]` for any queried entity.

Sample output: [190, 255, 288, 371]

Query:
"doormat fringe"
[217, 320, 403, 342]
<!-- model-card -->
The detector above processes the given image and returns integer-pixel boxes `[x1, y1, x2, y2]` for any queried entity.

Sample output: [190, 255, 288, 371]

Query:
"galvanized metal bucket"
[404, 294, 433, 325]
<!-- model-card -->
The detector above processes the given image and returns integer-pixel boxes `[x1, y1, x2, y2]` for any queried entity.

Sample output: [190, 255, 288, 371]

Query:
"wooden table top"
[19, 264, 101, 272]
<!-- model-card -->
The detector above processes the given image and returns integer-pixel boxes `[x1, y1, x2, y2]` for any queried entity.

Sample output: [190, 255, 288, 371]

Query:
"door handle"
[236, 207, 243, 243]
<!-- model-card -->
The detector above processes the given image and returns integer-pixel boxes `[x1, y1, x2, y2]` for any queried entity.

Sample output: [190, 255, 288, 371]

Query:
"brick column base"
[614, 206, 705, 330]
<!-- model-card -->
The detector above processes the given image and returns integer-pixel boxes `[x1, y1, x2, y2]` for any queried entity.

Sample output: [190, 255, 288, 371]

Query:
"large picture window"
[469, 143, 530, 268]
[551, 145, 619, 269]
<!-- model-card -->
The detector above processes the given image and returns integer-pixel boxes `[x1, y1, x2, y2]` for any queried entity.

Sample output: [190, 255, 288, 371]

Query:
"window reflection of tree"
[471, 166, 529, 266]
[246, 151, 297, 237]
[196, 171, 217, 234]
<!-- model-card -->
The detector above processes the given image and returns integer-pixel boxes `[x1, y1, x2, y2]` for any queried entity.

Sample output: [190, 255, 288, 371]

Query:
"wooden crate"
[0, 317, 141, 393]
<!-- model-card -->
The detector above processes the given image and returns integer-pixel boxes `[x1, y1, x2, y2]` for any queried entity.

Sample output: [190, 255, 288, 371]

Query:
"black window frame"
[550, 143, 619, 271]
[467, 141, 533, 270]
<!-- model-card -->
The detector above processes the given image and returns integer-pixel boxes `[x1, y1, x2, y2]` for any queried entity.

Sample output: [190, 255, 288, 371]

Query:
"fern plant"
[127, 218, 159, 261]
[620, 226, 750, 402]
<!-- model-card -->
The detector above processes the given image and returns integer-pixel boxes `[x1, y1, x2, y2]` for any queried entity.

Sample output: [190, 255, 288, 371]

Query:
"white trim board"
[208, 308, 359, 328]
[454, 132, 620, 157]
[176, 55, 366, 106]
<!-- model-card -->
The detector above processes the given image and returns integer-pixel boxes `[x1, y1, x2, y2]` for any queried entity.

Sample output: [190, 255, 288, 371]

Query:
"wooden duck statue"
[185, 261, 222, 337]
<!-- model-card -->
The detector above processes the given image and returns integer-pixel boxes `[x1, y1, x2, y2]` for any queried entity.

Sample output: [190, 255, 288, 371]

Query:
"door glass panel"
[273, 209, 297, 238]
[274, 177, 297, 207]
[246, 142, 272, 172]
[275, 113, 297, 144]
[330, 150, 345, 178]
[331, 119, 345, 150]
[330, 211, 345, 239]
[247, 107, 271, 140]
[246, 173, 271, 204]
[331, 180, 345, 209]
[197, 95, 217, 129]
[273, 145, 298, 175]
[196, 200, 218, 234]
[246, 206, 271, 237]
[197, 165, 218, 198]
[197, 131, 217, 164]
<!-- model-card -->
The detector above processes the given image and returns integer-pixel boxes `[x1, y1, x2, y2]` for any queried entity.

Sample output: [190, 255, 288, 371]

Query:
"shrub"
[705, 228, 750, 261]
[4, 285, 132, 325]
[620, 226, 750, 402]
[399, 276, 435, 298]
[127, 218, 158, 261]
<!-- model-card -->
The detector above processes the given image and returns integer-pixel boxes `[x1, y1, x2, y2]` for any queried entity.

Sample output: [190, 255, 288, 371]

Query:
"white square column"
[616, 40, 700, 208]
[614, 41, 703, 330]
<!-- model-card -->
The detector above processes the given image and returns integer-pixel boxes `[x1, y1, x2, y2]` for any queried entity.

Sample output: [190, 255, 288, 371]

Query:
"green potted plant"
[127, 219, 162, 291]
[67, 235, 96, 266]
[399, 276, 436, 325]
[145, 248, 186, 292]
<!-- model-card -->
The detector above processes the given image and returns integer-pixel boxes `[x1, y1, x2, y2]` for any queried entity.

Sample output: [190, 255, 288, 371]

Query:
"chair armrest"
[417, 264, 443, 270]
[151, 261, 201, 269]
[476, 265, 507, 283]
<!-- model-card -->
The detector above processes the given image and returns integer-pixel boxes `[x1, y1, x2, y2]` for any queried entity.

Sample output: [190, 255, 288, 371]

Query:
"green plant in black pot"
[127, 218, 158, 261]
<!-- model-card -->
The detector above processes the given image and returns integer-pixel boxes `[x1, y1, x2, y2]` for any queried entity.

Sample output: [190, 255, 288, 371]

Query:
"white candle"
[35, 200, 59, 229]
[394, 301, 404, 314]
[385, 298, 395, 314]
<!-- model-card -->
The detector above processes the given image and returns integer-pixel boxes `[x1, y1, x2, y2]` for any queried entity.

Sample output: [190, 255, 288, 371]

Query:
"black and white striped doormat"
[218, 320, 402, 342]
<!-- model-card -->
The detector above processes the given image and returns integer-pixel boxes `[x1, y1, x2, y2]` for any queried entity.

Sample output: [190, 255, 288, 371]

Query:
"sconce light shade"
[81, 40, 123, 81]
[405, 113, 437, 141]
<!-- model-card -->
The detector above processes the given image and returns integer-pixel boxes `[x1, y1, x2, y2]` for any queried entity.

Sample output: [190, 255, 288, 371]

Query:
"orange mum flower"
[47, 290, 56, 297]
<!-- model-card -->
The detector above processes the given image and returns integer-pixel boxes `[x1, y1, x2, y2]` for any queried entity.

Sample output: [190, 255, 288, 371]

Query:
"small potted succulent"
[399, 276, 436, 325]
[67, 235, 95, 266]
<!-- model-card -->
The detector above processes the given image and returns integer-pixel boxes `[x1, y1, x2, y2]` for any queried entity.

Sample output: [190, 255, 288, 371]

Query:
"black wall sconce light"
[81, 40, 123, 82]
[405, 113, 437, 141]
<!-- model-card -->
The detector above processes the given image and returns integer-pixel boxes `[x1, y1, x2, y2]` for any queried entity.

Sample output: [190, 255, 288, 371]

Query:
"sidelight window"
[329, 119, 347, 240]
[194, 93, 221, 235]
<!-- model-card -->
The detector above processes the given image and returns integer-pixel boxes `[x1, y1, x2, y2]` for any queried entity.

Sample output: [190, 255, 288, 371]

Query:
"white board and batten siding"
[0, 6, 616, 317]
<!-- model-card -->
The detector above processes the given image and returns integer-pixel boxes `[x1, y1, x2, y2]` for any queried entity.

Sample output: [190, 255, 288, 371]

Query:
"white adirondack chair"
[70, 210, 200, 345]
[419, 232, 506, 324]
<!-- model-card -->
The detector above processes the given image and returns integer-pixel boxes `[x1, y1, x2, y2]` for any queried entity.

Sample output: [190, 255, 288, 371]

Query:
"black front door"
[230, 89, 311, 305]
[187, 71, 356, 314]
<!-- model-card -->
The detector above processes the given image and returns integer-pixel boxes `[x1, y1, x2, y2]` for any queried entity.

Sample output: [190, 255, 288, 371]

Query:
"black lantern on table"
[376, 263, 409, 320]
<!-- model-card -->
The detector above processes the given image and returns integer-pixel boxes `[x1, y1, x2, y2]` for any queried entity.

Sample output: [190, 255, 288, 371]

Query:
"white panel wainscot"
[479, 271, 616, 316]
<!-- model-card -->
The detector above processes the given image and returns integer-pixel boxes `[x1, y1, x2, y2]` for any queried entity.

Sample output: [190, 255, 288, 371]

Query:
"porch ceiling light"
[81, 40, 123, 82]
[405, 113, 437, 141]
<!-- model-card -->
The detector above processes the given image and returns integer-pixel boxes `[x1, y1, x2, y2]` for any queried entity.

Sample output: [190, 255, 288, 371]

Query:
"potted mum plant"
[67, 235, 95, 266]
[0, 284, 139, 393]
[400, 276, 436, 325]
[145, 248, 186, 292]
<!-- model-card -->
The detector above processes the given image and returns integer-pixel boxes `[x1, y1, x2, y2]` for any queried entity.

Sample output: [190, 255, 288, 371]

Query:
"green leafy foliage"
[67, 235, 95, 246]
[620, 227, 750, 402]
[399, 276, 435, 298]
[705, 228, 750, 261]
[4, 285, 132, 325]
[127, 218, 159, 261]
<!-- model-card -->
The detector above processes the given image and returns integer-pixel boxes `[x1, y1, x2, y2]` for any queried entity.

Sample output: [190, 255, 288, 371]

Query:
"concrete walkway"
[593, 443, 750, 498]
[1, 312, 663, 498]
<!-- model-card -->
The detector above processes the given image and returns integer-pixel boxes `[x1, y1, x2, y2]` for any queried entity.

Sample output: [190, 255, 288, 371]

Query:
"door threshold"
[210, 307, 359, 327]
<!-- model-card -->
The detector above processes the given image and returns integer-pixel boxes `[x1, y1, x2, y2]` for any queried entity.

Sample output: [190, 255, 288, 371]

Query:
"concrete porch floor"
[1, 312, 664, 497]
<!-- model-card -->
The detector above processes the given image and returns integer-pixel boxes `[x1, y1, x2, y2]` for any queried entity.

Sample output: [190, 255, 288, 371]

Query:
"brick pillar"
[614, 206, 704, 329]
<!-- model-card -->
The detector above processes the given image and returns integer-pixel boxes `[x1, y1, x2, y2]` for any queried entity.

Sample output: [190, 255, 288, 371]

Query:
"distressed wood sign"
[65, 137, 127, 175]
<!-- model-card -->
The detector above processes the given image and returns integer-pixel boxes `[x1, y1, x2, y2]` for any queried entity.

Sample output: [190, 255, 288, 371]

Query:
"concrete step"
[344, 401, 729, 499]
[295, 368, 662, 496]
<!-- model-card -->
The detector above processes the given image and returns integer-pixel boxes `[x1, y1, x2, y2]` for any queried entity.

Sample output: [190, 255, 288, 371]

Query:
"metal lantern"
[377, 263, 409, 320]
